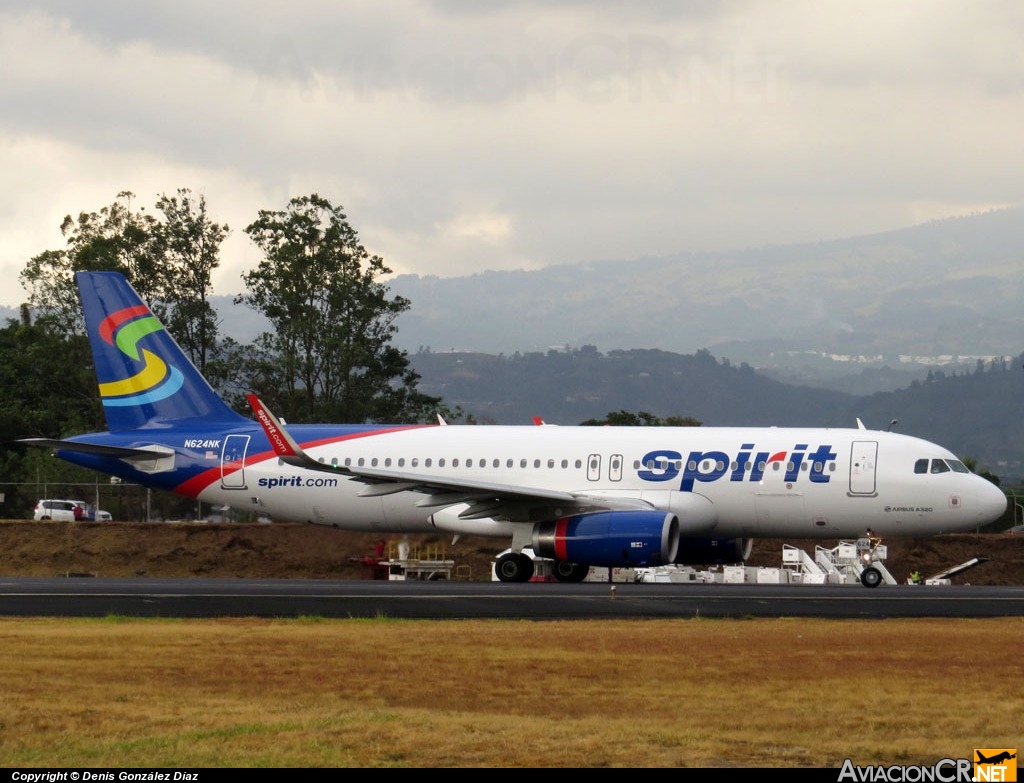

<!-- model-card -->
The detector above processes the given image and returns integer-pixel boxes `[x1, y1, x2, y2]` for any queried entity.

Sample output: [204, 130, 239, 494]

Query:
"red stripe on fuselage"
[172, 424, 435, 498]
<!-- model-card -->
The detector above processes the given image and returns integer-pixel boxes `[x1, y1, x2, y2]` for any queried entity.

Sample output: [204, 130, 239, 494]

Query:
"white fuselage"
[196, 424, 1007, 539]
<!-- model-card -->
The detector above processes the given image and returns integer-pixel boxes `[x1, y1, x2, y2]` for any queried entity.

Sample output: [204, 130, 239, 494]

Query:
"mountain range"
[386, 207, 1024, 390]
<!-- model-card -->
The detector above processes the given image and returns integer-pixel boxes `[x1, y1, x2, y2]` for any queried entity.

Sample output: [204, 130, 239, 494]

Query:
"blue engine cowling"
[674, 537, 753, 565]
[532, 510, 680, 568]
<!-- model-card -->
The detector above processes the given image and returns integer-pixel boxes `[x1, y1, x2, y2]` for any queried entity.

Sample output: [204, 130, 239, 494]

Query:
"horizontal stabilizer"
[18, 438, 170, 461]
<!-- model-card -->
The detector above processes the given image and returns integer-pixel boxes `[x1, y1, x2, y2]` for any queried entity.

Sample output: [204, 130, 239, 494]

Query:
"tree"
[580, 410, 702, 426]
[151, 190, 229, 371]
[0, 315, 99, 515]
[18, 190, 228, 369]
[239, 194, 441, 423]
[20, 191, 159, 336]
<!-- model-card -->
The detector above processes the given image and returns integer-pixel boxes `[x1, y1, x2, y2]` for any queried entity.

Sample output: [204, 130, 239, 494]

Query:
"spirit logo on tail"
[98, 305, 184, 407]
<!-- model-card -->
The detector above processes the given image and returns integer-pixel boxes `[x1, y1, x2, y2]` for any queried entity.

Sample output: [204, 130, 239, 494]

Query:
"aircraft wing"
[246, 395, 652, 520]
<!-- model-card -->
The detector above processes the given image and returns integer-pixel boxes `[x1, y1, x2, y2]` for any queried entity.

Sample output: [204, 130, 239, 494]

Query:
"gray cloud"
[0, 1, 1021, 306]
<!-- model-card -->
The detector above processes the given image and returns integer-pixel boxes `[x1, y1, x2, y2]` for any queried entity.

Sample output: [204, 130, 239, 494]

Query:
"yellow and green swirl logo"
[98, 305, 184, 407]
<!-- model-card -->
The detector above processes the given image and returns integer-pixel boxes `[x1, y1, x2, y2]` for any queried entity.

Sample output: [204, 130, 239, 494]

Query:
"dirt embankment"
[1, 520, 1022, 584]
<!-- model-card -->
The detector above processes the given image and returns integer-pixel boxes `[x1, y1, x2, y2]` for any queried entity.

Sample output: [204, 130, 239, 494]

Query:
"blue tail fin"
[77, 271, 247, 431]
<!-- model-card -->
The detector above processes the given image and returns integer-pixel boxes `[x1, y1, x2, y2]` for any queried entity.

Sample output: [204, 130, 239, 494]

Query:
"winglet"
[247, 394, 304, 459]
[246, 394, 356, 478]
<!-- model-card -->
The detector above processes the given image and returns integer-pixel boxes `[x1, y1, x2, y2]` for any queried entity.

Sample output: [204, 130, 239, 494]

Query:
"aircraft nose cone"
[975, 479, 1007, 523]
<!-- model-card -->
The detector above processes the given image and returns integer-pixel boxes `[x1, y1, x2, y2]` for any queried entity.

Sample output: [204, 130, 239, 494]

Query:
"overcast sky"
[1, 1, 1021, 308]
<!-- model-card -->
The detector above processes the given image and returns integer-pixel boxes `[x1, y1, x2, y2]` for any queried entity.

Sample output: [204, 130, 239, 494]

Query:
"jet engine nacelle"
[532, 510, 680, 568]
[674, 537, 753, 565]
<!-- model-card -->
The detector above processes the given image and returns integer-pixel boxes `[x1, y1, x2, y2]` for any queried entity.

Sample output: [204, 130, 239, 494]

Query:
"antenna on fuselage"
[887, 419, 899, 432]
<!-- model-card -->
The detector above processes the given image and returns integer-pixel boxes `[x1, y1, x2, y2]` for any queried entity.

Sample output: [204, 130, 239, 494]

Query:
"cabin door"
[221, 434, 250, 489]
[849, 440, 878, 496]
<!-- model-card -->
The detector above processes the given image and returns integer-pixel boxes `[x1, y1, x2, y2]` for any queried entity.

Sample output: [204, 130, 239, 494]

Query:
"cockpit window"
[917, 458, 970, 475]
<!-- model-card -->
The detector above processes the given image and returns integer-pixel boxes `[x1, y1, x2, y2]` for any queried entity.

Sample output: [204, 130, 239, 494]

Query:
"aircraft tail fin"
[77, 271, 247, 431]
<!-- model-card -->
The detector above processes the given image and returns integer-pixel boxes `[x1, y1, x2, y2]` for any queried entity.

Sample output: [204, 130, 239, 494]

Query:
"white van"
[33, 499, 78, 521]
[33, 499, 113, 521]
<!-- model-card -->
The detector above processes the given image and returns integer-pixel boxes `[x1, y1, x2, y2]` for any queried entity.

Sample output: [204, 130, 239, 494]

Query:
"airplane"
[19, 271, 1008, 587]
[976, 752, 1016, 765]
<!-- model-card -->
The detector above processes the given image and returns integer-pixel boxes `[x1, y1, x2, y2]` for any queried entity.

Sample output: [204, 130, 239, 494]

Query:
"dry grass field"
[0, 617, 1021, 768]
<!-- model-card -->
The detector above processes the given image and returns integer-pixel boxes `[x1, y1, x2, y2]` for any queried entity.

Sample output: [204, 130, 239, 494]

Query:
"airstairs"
[780, 539, 898, 586]
[817, 539, 898, 586]
[781, 544, 830, 583]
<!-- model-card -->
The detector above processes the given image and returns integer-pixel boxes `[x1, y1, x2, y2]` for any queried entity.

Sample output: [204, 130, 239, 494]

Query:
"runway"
[0, 577, 1022, 619]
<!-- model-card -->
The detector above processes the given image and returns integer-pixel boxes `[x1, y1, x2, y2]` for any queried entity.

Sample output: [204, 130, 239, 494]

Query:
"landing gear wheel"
[552, 561, 589, 583]
[861, 566, 882, 588]
[495, 552, 535, 583]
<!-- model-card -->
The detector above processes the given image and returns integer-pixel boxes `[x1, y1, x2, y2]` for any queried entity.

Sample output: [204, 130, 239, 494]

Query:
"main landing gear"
[551, 560, 590, 583]
[495, 551, 534, 582]
[494, 550, 590, 583]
